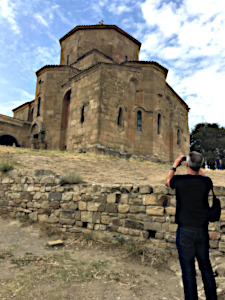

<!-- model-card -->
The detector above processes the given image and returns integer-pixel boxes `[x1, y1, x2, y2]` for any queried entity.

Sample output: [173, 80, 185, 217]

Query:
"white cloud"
[140, 0, 225, 129]
[34, 13, 49, 27]
[0, 0, 20, 34]
[108, 2, 132, 15]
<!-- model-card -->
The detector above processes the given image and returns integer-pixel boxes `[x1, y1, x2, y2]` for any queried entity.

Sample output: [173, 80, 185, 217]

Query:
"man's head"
[187, 151, 204, 172]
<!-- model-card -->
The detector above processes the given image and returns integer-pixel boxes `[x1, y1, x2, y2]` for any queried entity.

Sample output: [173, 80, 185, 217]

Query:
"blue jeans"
[176, 226, 217, 300]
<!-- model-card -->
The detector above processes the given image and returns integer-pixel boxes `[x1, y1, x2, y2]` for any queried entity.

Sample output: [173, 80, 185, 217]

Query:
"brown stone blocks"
[209, 231, 221, 240]
[165, 207, 176, 216]
[143, 194, 157, 205]
[107, 194, 116, 203]
[81, 211, 93, 223]
[78, 201, 87, 211]
[118, 204, 130, 213]
[2, 170, 225, 254]
[146, 206, 164, 216]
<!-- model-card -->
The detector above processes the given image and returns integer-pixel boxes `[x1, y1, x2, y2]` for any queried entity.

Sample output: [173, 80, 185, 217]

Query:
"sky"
[0, 0, 225, 131]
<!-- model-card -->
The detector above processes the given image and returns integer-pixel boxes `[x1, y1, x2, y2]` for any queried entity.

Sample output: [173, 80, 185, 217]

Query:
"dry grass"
[0, 145, 225, 186]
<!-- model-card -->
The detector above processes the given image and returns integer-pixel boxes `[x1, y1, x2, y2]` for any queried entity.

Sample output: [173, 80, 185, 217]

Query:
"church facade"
[0, 24, 190, 161]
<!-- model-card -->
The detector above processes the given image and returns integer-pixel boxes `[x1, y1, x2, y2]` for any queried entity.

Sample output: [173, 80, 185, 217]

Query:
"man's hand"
[165, 155, 185, 187]
[173, 155, 185, 168]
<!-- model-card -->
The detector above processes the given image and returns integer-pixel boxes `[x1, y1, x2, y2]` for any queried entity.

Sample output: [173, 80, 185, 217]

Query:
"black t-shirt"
[170, 175, 213, 228]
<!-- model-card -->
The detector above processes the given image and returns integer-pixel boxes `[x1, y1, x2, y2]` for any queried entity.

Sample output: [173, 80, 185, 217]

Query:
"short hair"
[187, 151, 204, 171]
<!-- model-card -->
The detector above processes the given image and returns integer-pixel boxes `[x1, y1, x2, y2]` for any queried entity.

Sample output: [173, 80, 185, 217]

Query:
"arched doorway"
[30, 120, 45, 149]
[0, 135, 19, 146]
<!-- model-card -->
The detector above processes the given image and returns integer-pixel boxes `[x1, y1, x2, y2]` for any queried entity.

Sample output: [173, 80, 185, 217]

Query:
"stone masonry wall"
[1, 169, 225, 253]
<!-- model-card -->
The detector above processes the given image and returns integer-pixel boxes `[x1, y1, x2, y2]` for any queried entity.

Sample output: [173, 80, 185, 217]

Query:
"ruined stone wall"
[0, 115, 30, 147]
[1, 169, 225, 253]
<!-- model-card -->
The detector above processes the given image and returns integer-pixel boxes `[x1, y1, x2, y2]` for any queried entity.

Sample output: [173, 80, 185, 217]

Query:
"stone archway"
[29, 120, 46, 149]
[0, 135, 19, 147]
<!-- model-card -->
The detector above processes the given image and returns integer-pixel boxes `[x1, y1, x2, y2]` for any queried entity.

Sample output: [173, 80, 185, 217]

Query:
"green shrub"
[0, 158, 15, 173]
[62, 172, 83, 184]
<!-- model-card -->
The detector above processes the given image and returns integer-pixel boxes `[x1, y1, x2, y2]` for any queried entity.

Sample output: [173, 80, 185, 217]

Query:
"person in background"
[165, 151, 217, 300]
[215, 156, 222, 170]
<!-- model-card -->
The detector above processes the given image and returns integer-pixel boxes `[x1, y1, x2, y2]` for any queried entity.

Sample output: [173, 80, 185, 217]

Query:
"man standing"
[215, 156, 222, 170]
[165, 151, 217, 300]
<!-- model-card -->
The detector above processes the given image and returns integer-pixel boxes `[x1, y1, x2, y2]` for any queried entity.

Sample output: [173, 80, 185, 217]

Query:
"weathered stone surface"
[101, 215, 111, 224]
[40, 176, 54, 184]
[81, 211, 93, 222]
[47, 214, 59, 223]
[29, 211, 38, 221]
[209, 231, 221, 240]
[78, 201, 87, 211]
[153, 185, 169, 195]
[143, 194, 157, 205]
[220, 210, 225, 221]
[87, 202, 101, 212]
[210, 240, 219, 249]
[129, 205, 145, 213]
[107, 194, 116, 203]
[118, 204, 130, 213]
[49, 193, 62, 201]
[219, 242, 225, 252]
[124, 220, 143, 230]
[144, 222, 162, 231]
[49, 201, 60, 208]
[169, 224, 178, 233]
[139, 185, 152, 194]
[62, 192, 73, 201]
[105, 203, 117, 213]
[164, 232, 176, 243]
[60, 210, 74, 219]
[59, 218, 75, 225]
[146, 206, 164, 216]
[38, 214, 49, 222]
[165, 207, 176, 216]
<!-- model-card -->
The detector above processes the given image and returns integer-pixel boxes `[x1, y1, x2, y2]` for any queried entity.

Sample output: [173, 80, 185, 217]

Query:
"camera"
[181, 156, 187, 162]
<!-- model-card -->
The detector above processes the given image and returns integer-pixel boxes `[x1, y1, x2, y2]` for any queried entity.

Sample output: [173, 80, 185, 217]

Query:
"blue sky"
[0, 0, 225, 130]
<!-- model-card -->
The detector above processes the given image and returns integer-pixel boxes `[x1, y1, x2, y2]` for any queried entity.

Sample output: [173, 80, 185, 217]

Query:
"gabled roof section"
[12, 100, 34, 112]
[59, 24, 141, 49]
[74, 48, 116, 64]
[36, 65, 80, 76]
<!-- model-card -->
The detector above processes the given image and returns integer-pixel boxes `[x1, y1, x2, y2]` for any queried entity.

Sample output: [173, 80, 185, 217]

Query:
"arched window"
[81, 105, 85, 123]
[37, 97, 41, 116]
[117, 107, 123, 127]
[137, 110, 142, 131]
[157, 113, 161, 134]
[177, 129, 181, 145]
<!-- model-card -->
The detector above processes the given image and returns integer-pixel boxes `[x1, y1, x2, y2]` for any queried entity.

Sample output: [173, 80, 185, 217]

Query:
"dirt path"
[0, 216, 184, 300]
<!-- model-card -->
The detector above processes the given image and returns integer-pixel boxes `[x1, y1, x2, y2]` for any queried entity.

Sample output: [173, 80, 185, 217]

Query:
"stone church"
[0, 24, 190, 161]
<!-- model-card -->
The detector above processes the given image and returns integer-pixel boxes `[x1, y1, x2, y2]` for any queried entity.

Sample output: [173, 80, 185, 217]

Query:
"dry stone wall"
[1, 169, 225, 253]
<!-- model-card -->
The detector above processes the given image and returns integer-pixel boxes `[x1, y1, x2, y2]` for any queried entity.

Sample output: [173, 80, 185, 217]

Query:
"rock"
[47, 240, 64, 247]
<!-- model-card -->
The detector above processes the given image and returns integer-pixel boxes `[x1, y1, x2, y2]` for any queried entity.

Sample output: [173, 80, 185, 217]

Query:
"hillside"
[1, 145, 225, 186]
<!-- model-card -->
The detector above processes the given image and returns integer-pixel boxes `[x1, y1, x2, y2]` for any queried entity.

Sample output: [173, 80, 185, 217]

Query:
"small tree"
[190, 123, 225, 169]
